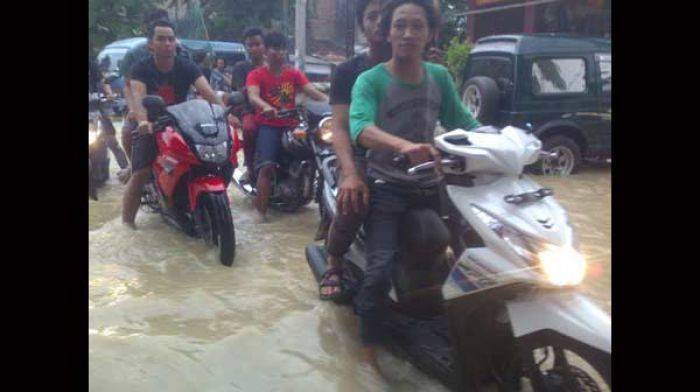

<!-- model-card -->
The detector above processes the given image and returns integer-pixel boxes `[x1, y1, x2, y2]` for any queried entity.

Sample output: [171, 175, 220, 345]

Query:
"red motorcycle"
[141, 94, 244, 266]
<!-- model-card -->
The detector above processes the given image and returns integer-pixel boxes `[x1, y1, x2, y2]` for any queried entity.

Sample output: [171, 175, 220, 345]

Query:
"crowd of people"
[89, 0, 480, 375]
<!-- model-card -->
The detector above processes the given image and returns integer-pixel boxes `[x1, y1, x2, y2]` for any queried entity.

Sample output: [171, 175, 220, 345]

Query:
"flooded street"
[89, 121, 610, 391]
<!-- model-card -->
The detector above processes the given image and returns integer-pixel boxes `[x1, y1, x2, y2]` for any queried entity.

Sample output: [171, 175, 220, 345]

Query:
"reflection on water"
[90, 124, 610, 390]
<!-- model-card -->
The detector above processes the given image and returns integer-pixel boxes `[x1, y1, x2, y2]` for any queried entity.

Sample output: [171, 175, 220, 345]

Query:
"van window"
[596, 53, 611, 94]
[532, 58, 586, 95]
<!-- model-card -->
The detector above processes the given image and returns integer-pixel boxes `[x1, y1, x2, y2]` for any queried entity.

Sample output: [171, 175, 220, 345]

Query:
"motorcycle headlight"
[539, 245, 587, 286]
[317, 117, 333, 144]
[195, 142, 229, 163]
[88, 131, 98, 145]
[471, 205, 586, 286]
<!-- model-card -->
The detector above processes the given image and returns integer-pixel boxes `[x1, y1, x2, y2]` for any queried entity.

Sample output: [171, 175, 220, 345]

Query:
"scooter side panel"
[446, 178, 574, 247]
[154, 127, 200, 198]
[506, 290, 611, 353]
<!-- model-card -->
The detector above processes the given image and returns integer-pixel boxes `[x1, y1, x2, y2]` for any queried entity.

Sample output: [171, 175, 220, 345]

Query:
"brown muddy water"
[89, 121, 611, 391]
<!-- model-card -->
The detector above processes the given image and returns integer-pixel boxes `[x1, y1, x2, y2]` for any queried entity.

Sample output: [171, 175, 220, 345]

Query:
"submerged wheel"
[198, 192, 236, 266]
[521, 338, 611, 392]
[535, 135, 582, 176]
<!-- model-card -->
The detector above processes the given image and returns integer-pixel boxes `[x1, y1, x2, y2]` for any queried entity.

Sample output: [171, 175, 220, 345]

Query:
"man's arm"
[301, 83, 328, 102]
[247, 85, 276, 116]
[193, 76, 224, 106]
[332, 104, 369, 214]
[129, 79, 150, 133]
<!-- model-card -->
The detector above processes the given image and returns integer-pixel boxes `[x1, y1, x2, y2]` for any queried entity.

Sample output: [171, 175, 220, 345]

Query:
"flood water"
[89, 121, 611, 391]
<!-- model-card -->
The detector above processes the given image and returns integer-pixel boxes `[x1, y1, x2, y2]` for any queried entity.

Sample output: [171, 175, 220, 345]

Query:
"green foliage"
[88, 0, 159, 52]
[204, 0, 287, 42]
[445, 36, 471, 86]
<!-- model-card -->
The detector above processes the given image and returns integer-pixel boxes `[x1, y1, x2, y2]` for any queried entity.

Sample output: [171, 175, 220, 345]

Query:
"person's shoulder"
[233, 60, 251, 69]
[424, 61, 450, 79]
[132, 56, 153, 72]
[358, 62, 385, 81]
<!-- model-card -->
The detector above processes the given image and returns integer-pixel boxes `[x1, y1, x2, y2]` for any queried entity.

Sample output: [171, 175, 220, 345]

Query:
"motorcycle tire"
[199, 192, 236, 267]
[520, 336, 611, 392]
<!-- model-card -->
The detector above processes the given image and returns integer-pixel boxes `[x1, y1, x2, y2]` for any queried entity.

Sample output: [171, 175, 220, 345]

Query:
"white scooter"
[306, 125, 611, 391]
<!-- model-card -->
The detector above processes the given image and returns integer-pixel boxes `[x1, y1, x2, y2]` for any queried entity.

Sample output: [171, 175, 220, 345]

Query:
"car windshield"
[97, 49, 127, 73]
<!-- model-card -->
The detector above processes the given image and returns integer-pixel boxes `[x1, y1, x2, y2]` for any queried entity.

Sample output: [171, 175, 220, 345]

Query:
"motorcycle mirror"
[142, 95, 166, 122]
[227, 92, 245, 107]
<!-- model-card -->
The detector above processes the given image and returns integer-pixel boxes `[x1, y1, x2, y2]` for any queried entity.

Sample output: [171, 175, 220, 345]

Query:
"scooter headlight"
[317, 117, 333, 144]
[195, 142, 229, 163]
[88, 131, 98, 145]
[539, 245, 587, 286]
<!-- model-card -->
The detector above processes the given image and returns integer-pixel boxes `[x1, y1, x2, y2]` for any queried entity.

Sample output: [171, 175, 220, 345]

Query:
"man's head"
[216, 58, 226, 70]
[243, 27, 266, 64]
[141, 8, 169, 35]
[357, 0, 386, 44]
[263, 31, 288, 67]
[147, 20, 177, 60]
[380, 0, 438, 60]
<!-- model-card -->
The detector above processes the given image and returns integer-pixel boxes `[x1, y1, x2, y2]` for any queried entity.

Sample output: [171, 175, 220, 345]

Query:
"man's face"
[216, 59, 225, 70]
[244, 35, 265, 62]
[361, 0, 384, 44]
[387, 4, 432, 60]
[265, 46, 287, 66]
[149, 26, 177, 59]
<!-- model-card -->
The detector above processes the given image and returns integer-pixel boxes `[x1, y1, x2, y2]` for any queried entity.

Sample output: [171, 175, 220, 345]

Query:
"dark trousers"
[354, 179, 442, 345]
[242, 112, 258, 170]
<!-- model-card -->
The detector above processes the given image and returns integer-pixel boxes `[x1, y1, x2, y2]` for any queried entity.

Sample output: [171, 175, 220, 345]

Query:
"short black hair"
[356, 0, 379, 29]
[379, 0, 439, 39]
[143, 9, 169, 25]
[147, 19, 176, 41]
[193, 52, 207, 63]
[263, 31, 287, 49]
[243, 27, 264, 41]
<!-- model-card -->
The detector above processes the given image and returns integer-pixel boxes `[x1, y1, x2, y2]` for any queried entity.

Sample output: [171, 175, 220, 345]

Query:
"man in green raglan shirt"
[348, 0, 480, 369]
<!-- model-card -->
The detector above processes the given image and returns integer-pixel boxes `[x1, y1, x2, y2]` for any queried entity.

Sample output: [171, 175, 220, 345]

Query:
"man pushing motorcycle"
[348, 0, 480, 370]
[121, 19, 223, 229]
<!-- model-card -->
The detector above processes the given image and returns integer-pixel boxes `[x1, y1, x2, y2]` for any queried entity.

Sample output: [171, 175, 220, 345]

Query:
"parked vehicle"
[460, 34, 611, 175]
[140, 94, 244, 266]
[97, 38, 247, 100]
[88, 92, 111, 200]
[231, 100, 331, 213]
[307, 125, 611, 391]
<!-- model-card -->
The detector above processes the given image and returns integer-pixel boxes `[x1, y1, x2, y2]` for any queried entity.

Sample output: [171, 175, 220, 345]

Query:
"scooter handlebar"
[406, 158, 461, 175]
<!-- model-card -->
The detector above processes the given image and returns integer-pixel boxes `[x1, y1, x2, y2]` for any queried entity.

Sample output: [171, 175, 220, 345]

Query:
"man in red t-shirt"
[246, 31, 328, 221]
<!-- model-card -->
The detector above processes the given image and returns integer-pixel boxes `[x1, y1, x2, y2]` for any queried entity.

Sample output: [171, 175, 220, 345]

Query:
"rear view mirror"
[227, 92, 245, 107]
[142, 95, 166, 122]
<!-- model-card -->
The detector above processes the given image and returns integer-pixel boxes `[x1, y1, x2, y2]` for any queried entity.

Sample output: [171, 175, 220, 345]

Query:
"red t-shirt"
[246, 66, 310, 127]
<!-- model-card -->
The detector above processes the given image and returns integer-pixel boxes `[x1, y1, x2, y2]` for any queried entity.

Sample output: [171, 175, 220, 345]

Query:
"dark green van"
[461, 34, 611, 175]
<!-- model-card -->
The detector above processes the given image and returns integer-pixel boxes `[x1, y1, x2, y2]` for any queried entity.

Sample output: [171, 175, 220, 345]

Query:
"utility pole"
[295, 0, 307, 71]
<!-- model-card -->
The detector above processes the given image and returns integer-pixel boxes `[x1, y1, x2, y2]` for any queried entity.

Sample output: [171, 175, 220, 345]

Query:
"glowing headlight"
[317, 117, 333, 144]
[539, 245, 587, 286]
[88, 131, 98, 145]
[195, 142, 229, 163]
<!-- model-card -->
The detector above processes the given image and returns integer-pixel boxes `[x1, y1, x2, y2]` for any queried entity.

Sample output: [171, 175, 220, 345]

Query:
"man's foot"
[117, 167, 131, 184]
[123, 220, 137, 230]
[254, 211, 269, 224]
[319, 267, 343, 300]
[314, 219, 330, 241]
[361, 346, 383, 376]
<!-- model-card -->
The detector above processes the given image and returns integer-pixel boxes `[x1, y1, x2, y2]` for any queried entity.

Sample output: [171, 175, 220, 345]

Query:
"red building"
[465, 0, 611, 42]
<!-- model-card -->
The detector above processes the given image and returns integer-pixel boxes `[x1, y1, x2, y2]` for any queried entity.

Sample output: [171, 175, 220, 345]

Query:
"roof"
[472, 34, 611, 56]
[104, 37, 147, 50]
[103, 37, 245, 54]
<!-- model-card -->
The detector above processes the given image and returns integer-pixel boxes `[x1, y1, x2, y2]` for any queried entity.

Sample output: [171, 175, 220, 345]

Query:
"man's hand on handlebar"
[136, 121, 153, 136]
[261, 106, 278, 119]
[398, 142, 442, 172]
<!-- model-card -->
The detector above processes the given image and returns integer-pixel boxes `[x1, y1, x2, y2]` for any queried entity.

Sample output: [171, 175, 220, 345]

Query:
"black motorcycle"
[232, 100, 332, 212]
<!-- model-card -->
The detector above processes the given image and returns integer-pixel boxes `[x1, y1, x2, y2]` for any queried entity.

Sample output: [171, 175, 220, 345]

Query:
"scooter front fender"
[188, 176, 227, 212]
[506, 290, 611, 354]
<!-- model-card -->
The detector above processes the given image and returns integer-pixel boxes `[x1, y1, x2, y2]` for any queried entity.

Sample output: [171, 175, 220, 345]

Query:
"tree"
[88, 0, 160, 52]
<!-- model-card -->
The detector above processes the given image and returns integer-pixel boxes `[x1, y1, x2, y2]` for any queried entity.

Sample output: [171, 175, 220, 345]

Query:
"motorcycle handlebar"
[406, 158, 460, 175]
